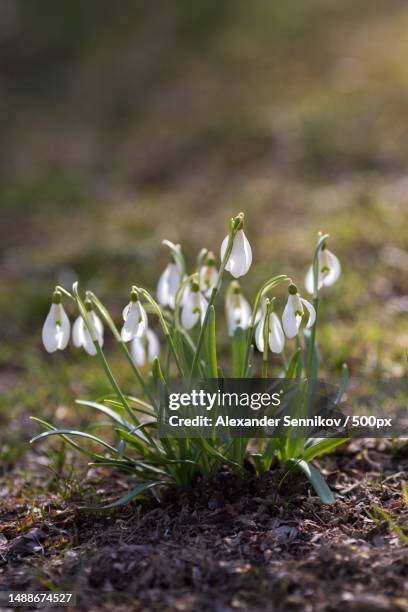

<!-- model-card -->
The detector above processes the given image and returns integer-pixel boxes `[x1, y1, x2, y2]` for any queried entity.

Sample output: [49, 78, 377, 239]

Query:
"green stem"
[261, 299, 273, 379]
[242, 275, 290, 376]
[306, 296, 319, 379]
[305, 233, 328, 380]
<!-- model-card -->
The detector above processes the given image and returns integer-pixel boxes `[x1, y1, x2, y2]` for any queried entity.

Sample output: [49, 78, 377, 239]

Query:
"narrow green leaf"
[231, 327, 246, 378]
[203, 305, 218, 378]
[75, 400, 132, 429]
[335, 363, 349, 405]
[295, 459, 335, 504]
[30, 429, 118, 454]
[285, 347, 301, 380]
[82, 480, 167, 511]
[303, 437, 348, 461]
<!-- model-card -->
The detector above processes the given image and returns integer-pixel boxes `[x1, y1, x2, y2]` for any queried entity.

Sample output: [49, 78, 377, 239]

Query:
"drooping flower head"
[220, 214, 252, 278]
[121, 289, 148, 342]
[72, 299, 104, 356]
[181, 280, 208, 330]
[199, 251, 219, 298]
[131, 328, 160, 367]
[305, 243, 341, 295]
[282, 284, 316, 339]
[157, 262, 182, 310]
[225, 281, 252, 336]
[255, 300, 285, 354]
[42, 290, 71, 353]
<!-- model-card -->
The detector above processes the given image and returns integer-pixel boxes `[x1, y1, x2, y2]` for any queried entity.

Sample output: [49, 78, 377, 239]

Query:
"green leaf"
[372, 506, 408, 545]
[303, 437, 348, 461]
[295, 459, 335, 504]
[30, 429, 118, 454]
[75, 400, 133, 429]
[203, 305, 218, 378]
[195, 438, 242, 471]
[285, 347, 301, 380]
[231, 327, 246, 378]
[335, 363, 349, 405]
[151, 357, 167, 389]
[82, 480, 167, 511]
[173, 329, 195, 379]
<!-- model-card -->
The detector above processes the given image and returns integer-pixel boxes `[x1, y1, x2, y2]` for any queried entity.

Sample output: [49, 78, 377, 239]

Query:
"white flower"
[304, 247, 341, 295]
[199, 253, 218, 298]
[121, 298, 147, 342]
[42, 300, 70, 353]
[72, 311, 104, 356]
[220, 229, 252, 278]
[255, 311, 285, 354]
[282, 285, 316, 338]
[157, 263, 181, 309]
[181, 284, 208, 330]
[225, 283, 252, 336]
[131, 328, 160, 367]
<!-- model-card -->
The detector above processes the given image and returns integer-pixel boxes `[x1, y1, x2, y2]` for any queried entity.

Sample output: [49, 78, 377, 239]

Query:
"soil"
[0, 440, 407, 612]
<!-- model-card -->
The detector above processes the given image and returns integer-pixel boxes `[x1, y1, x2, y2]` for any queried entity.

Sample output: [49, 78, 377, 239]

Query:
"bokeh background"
[1, 0, 408, 467]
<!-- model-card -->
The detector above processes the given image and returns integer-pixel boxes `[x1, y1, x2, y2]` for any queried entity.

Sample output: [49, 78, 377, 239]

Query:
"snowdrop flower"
[131, 328, 160, 367]
[121, 290, 148, 342]
[181, 281, 208, 330]
[72, 303, 104, 356]
[225, 281, 251, 336]
[199, 252, 218, 298]
[220, 227, 252, 278]
[157, 262, 182, 309]
[304, 246, 341, 295]
[255, 308, 285, 354]
[42, 291, 71, 353]
[282, 284, 316, 338]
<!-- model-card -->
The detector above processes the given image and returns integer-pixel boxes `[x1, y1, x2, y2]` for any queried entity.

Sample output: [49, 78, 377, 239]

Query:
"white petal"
[181, 293, 200, 329]
[268, 313, 285, 353]
[72, 316, 85, 348]
[157, 266, 169, 307]
[168, 264, 181, 308]
[254, 316, 265, 352]
[122, 302, 148, 341]
[199, 294, 209, 323]
[282, 296, 299, 338]
[131, 337, 146, 366]
[121, 303, 136, 341]
[304, 264, 315, 295]
[126, 302, 147, 341]
[220, 234, 229, 266]
[146, 329, 160, 363]
[200, 266, 218, 298]
[322, 250, 341, 287]
[300, 298, 316, 329]
[157, 263, 180, 309]
[122, 302, 131, 321]
[181, 283, 191, 306]
[91, 312, 104, 346]
[227, 230, 252, 278]
[56, 304, 71, 350]
[239, 295, 252, 329]
[42, 305, 59, 353]
[136, 303, 148, 338]
[83, 329, 97, 355]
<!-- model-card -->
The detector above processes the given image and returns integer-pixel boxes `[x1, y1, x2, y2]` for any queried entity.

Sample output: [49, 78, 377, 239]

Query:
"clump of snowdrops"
[33, 212, 347, 507]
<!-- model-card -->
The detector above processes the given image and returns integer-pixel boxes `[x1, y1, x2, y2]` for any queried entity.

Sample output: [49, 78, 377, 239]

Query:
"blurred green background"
[1, 0, 407, 468]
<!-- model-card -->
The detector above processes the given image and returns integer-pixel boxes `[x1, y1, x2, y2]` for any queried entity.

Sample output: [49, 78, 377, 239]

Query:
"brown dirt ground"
[0, 440, 407, 612]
